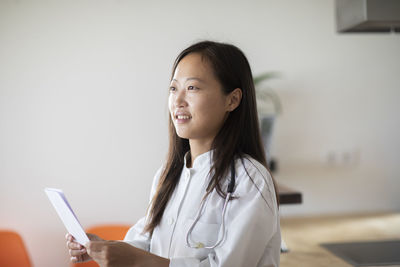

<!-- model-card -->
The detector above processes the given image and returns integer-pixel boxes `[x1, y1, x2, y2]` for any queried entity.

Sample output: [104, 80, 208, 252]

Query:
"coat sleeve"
[169, 159, 281, 267]
[123, 166, 163, 251]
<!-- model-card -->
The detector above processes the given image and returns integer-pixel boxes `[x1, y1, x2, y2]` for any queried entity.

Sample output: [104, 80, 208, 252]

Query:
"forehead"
[173, 53, 213, 80]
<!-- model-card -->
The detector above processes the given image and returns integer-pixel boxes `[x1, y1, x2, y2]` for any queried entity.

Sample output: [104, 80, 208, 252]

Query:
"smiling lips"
[175, 113, 192, 123]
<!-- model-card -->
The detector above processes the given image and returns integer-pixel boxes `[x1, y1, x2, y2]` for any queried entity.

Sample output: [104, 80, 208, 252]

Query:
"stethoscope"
[186, 160, 236, 249]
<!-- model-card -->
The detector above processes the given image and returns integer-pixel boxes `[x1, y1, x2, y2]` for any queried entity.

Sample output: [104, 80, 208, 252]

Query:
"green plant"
[253, 72, 282, 115]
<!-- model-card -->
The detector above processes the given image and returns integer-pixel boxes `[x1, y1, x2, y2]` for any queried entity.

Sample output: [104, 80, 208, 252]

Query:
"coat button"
[185, 171, 190, 180]
[167, 217, 174, 225]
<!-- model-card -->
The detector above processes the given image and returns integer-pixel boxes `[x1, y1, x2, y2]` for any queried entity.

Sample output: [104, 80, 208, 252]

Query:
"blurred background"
[0, 0, 399, 266]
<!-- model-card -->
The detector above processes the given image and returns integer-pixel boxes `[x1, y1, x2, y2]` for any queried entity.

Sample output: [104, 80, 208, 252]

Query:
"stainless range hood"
[335, 0, 400, 33]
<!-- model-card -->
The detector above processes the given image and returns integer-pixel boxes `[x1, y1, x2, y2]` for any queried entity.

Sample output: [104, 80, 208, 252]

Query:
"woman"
[67, 40, 281, 267]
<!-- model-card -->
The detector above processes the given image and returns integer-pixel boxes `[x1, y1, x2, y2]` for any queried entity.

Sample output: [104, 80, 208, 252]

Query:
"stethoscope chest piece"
[196, 242, 205, 248]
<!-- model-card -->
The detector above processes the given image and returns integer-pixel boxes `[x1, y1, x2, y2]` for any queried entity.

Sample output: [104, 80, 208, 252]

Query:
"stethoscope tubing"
[186, 192, 232, 249]
[186, 160, 236, 249]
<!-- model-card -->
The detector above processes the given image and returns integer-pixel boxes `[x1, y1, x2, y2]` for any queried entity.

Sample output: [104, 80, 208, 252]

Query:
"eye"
[187, 85, 197, 90]
[169, 86, 176, 92]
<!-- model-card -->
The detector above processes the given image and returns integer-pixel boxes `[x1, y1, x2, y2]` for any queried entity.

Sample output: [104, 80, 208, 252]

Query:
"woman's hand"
[66, 233, 103, 263]
[86, 240, 170, 267]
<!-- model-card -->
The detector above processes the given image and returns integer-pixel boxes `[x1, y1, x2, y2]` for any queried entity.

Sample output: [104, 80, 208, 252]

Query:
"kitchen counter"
[280, 213, 400, 267]
[277, 183, 302, 205]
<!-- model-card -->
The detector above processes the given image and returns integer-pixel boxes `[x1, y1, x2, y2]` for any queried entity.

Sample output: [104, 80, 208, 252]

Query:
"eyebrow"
[171, 77, 206, 84]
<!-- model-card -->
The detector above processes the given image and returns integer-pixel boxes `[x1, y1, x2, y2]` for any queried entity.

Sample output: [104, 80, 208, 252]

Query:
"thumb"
[86, 240, 108, 255]
[85, 241, 92, 255]
[85, 241, 99, 255]
[87, 233, 103, 242]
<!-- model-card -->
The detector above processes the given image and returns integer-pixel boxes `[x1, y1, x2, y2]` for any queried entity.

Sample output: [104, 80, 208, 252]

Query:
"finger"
[66, 233, 75, 242]
[71, 255, 85, 263]
[67, 240, 83, 250]
[70, 256, 78, 263]
[69, 247, 86, 257]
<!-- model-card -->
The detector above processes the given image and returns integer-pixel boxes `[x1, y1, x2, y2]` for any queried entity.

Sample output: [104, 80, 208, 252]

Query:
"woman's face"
[168, 53, 230, 144]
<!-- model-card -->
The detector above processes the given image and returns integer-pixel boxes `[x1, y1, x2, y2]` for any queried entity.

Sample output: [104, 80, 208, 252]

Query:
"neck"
[188, 139, 213, 168]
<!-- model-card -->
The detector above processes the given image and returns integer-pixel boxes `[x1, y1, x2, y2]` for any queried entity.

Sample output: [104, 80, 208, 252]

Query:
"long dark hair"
[144, 40, 278, 234]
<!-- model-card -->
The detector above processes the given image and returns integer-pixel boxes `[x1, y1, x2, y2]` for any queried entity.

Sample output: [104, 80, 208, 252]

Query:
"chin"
[176, 131, 190, 140]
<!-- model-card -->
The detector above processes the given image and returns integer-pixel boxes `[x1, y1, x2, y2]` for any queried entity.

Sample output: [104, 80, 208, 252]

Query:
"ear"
[226, 88, 242, 112]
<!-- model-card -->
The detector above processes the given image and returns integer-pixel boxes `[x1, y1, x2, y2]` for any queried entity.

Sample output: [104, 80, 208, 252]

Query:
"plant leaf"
[253, 72, 279, 86]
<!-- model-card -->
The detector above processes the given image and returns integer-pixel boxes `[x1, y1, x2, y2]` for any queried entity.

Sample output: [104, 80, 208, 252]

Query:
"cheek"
[168, 95, 174, 116]
[195, 97, 226, 124]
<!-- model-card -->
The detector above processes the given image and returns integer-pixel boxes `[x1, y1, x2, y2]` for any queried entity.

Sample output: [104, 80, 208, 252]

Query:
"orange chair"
[72, 224, 131, 267]
[0, 230, 32, 267]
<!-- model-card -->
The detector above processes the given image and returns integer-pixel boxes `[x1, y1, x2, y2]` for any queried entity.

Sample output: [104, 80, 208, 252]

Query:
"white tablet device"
[45, 188, 90, 246]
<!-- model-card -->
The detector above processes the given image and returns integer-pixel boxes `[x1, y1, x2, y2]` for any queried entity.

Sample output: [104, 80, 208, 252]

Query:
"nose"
[173, 88, 187, 108]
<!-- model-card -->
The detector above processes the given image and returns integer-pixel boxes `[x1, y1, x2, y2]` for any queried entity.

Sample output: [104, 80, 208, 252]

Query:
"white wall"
[0, 0, 399, 266]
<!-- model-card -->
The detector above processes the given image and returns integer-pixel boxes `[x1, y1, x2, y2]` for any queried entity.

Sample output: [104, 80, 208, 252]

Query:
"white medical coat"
[124, 150, 281, 267]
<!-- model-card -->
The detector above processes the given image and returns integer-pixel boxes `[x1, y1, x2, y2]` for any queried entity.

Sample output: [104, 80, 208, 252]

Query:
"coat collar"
[183, 149, 213, 171]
